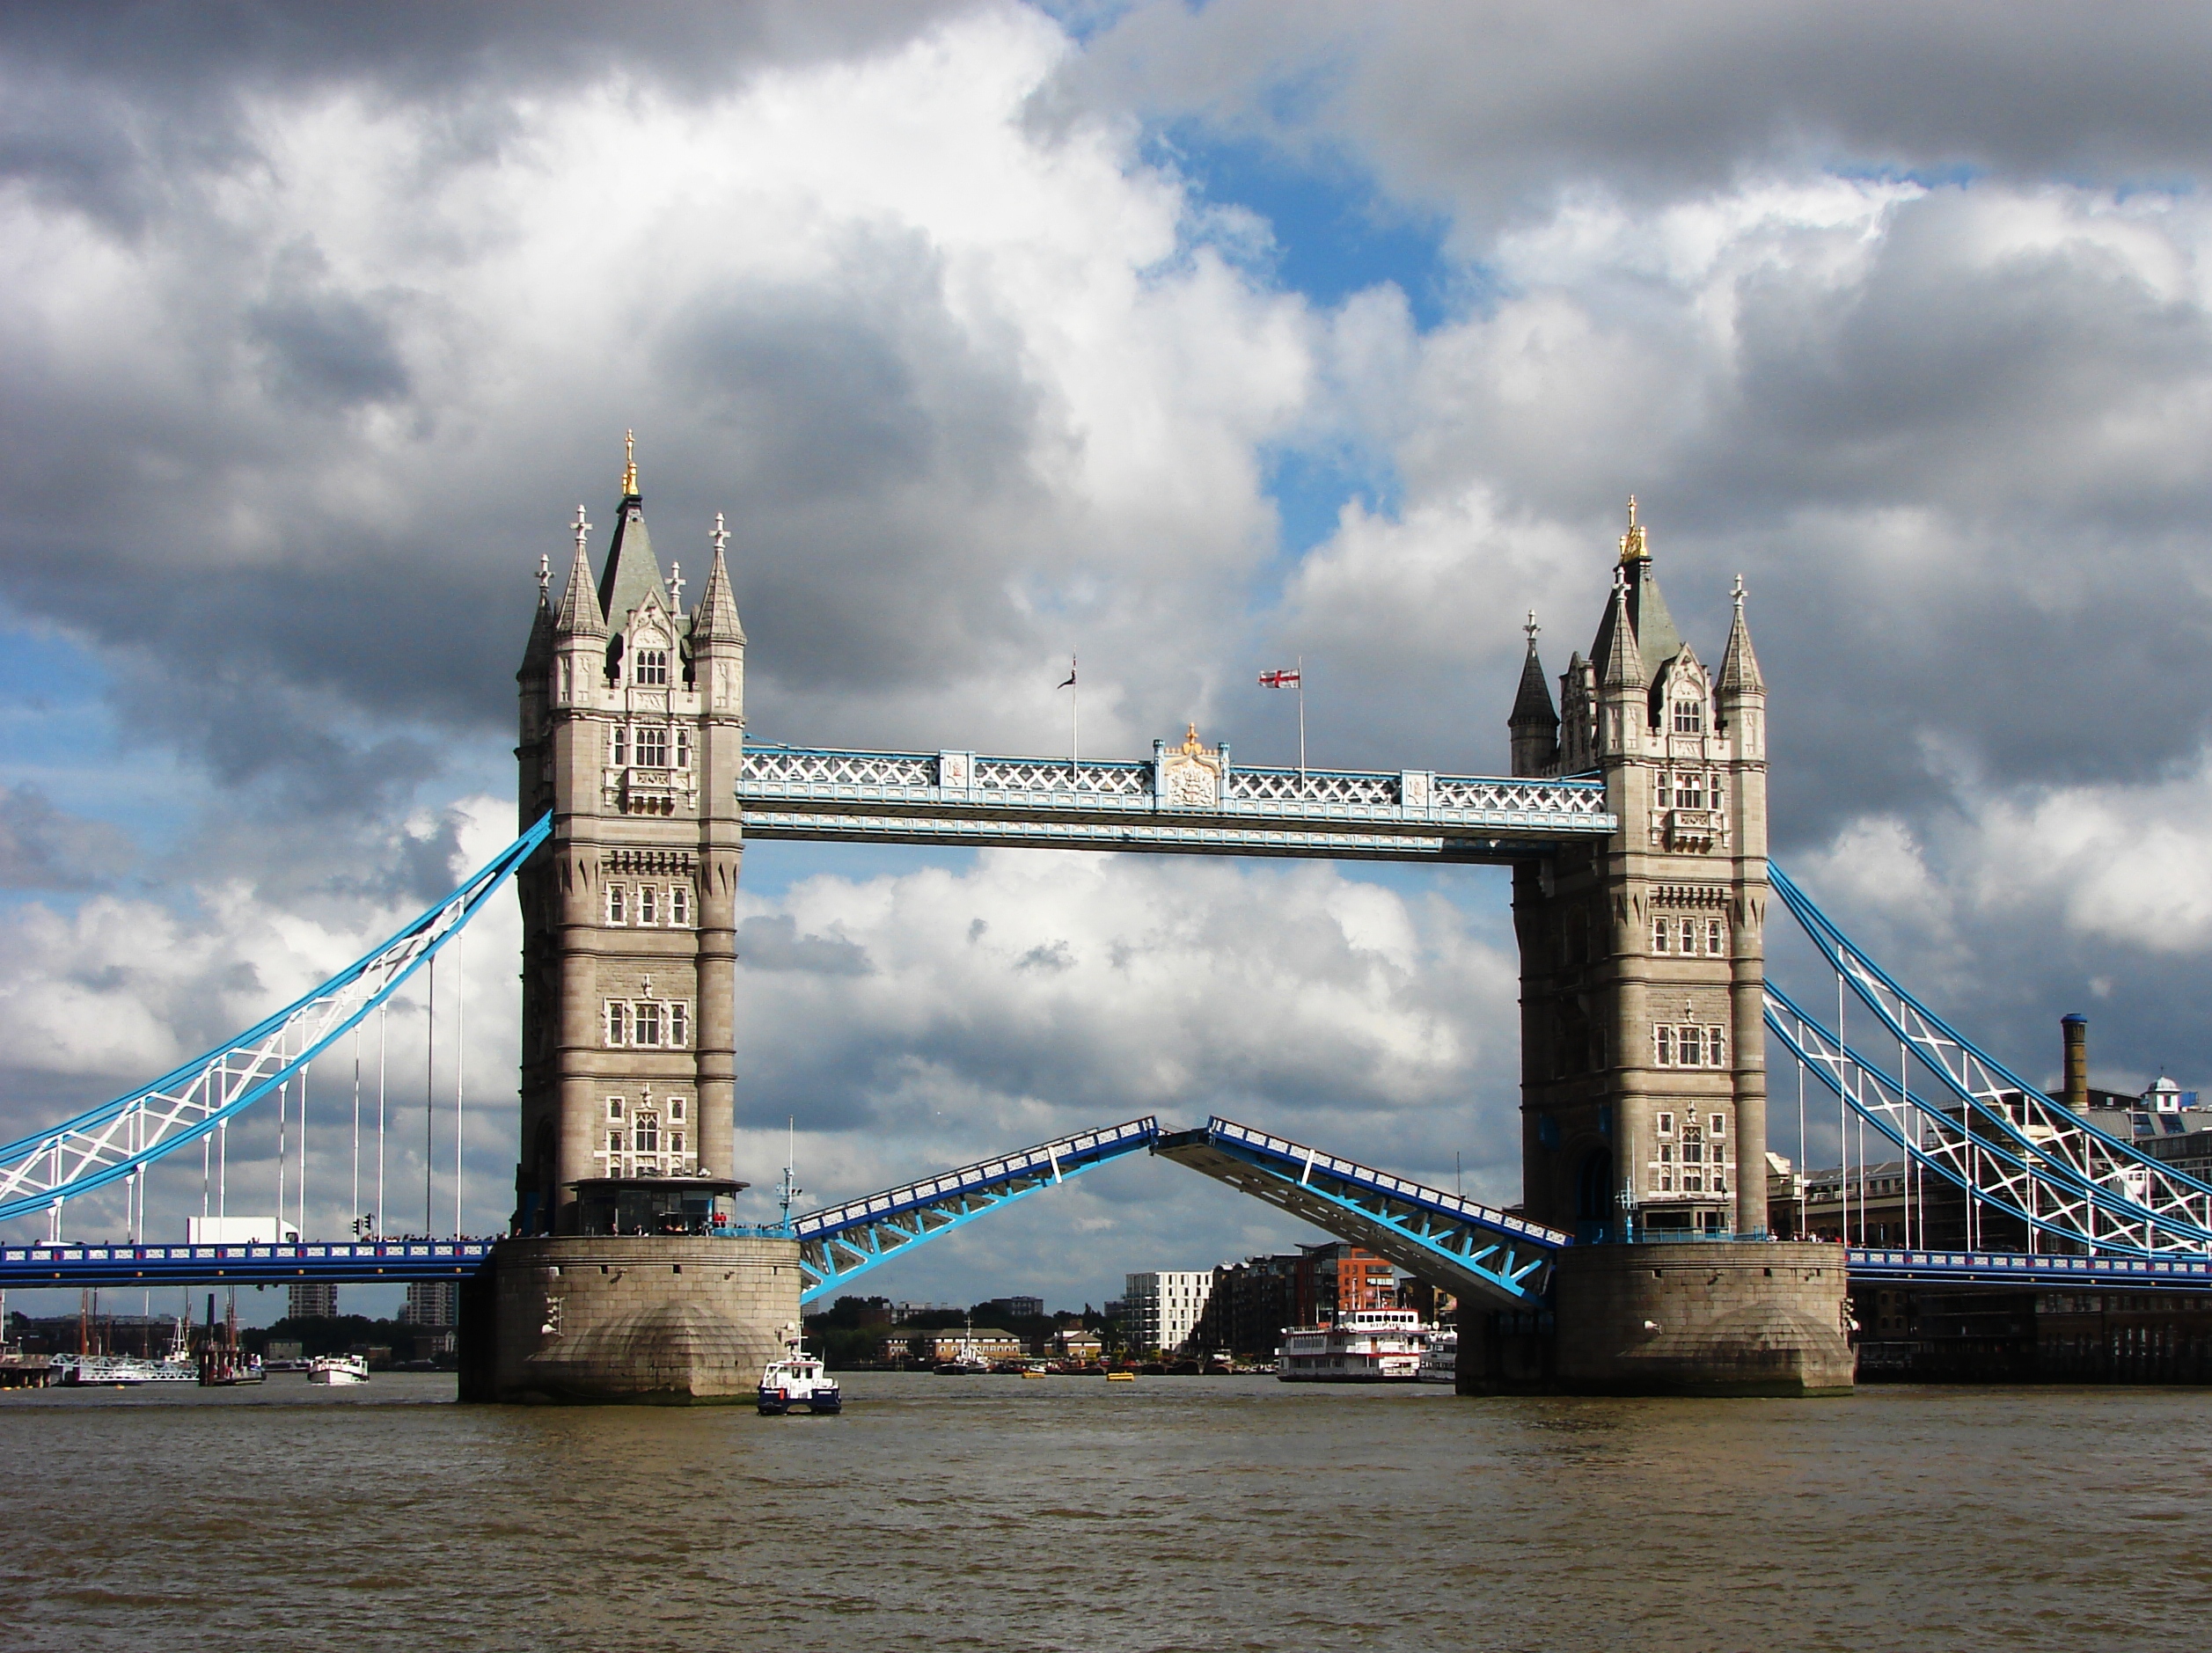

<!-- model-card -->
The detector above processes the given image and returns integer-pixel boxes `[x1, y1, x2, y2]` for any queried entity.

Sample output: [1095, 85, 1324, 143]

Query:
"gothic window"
[675, 730, 691, 770]
[1709, 1027, 1727, 1065]
[634, 1002, 663, 1047]
[607, 1097, 623, 1120]
[1685, 1172, 1703, 1192]
[1652, 916, 1671, 954]
[1655, 773, 1672, 808]
[605, 1002, 628, 1045]
[1710, 1113, 1726, 1137]
[612, 726, 629, 766]
[1655, 1026, 1675, 1065]
[670, 1003, 687, 1047]
[1681, 1026, 1706, 1066]
[671, 1132, 685, 1156]
[607, 885, 627, 925]
[1659, 1144, 1674, 1163]
[636, 727, 670, 768]
[1708, 772, 1724, 809]
[1674, 700, 1703, 734]
[670, 887, 691, 926]
[634, 1115, 659, 1153]
[640, 886, 658, 925]
[1684, 1144, 1703, 1164]
[1675, 771, 1704, 808]
[670, 1098, 685, 1122]
[1679, 918, 1697, 954]
[1706, 918, 1725, 955]
[634, 649, 670, 686]
[1656, 1112, 1674, 1137]
[607, 1131, 621, 1155]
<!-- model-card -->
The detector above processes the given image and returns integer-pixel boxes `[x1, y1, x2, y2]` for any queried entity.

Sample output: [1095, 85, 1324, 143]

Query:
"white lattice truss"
[1769, 867, 2212, 1256]
[0, 817, 552, 1226]
[737, 748, 1614, 863]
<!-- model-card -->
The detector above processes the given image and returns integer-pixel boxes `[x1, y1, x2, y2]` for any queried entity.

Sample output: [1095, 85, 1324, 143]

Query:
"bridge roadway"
[736, 747, 1615, 861]
[0, 1239, 494, 1290]
[14, 1128, 2203, 1298]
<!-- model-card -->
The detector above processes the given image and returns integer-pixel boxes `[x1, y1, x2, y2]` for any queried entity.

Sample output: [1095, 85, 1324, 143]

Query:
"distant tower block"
[514, 440, 750, 1237]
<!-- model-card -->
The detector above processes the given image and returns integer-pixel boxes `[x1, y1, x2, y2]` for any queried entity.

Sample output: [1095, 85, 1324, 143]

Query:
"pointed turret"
[1600, 570, 1644, 689]
[597, 431, 671, 634]
[554, 507, 607, 640]
[689, 513, 746, 647]
[519, 560, 556, 677]
[1508, 611, 1559, 777]
[1718, 574, 1764, 697]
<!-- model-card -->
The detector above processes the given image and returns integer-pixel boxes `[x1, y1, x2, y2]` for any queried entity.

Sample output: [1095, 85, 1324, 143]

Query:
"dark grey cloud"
[1065, 1, 2212, 227]
[0, 1, 978, 229]
[736, 914, 872, 976]
[0, 784, 133, 889]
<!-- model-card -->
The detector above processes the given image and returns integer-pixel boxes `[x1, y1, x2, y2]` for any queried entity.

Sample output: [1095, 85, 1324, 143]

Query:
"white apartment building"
[1124, 1271, 1212, 1356]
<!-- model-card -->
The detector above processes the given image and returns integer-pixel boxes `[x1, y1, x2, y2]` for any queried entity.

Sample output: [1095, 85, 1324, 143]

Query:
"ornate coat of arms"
[1158, 723, 1223, 808]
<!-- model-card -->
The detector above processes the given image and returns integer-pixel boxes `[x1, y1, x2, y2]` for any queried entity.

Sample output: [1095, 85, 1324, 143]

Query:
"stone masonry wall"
[465, 1234, 801, 1404]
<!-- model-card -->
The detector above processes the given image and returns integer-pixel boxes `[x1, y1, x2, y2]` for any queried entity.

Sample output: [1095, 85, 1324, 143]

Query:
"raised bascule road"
[4, 470, 2208, 1401]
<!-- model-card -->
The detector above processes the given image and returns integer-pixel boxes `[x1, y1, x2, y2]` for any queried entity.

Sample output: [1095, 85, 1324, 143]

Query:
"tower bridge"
[5, 464, 2208, 1401]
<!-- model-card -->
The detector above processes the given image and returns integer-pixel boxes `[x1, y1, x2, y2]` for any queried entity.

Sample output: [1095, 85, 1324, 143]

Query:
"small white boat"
[306, 1353, 370, 1386]
[1417, 1328, 1457, 1385]
[1277, 1309, 1430, 1382]
[758, 1326, 840, 1415]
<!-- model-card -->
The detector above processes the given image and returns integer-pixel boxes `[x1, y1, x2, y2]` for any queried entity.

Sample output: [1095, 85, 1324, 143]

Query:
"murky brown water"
[4, 1372, 2208, 1651]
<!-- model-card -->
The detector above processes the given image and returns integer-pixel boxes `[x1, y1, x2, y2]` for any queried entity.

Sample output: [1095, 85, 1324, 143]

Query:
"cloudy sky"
[4, 1, 2209, 1318]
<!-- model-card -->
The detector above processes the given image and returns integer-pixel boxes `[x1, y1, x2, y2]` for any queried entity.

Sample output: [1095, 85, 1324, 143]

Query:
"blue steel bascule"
[6, 482, 2210, 1397]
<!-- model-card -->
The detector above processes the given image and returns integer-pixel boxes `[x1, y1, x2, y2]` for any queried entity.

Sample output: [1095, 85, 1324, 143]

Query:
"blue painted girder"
[794, 1118, 1160, 1304]
[0, 1238, 494, 1289]
[1154, 1117, 1568, 1307]
[1846, 1247, 2212, 1291]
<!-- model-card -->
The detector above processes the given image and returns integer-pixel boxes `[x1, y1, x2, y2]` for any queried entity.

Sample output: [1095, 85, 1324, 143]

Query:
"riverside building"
[1123, 1271, 1212, 1357]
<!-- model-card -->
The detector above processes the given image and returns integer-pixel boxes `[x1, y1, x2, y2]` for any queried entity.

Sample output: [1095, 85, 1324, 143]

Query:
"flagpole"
[1296, 654, 1305, 779]
[1072, 655, 1080, 768]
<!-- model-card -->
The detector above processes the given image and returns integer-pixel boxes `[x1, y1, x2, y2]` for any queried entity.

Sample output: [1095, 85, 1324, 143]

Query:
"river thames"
[4, 1373, 2207, 1651]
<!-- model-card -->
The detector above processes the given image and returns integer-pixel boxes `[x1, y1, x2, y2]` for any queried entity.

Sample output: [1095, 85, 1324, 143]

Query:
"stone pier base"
[1459, 1240, 1854, 1397]
[458, 1235, 802, 1405]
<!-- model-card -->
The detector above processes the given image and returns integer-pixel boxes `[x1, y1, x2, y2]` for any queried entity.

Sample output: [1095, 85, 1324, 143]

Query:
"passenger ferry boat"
[758, 1327, 841, 1415]
[307, 1353, 370, 1386]
[1276, 1309, 1430, 1382]
[1417, 1328, 1457, 1385]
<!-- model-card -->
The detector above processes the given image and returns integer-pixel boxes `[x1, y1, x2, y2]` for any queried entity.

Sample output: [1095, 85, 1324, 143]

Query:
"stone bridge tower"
[1507, 500, 1769, 1242]
[465, 438, 794, 1406]
[513, 436, 748, 1236]
[1480, 502, 1847, 1396]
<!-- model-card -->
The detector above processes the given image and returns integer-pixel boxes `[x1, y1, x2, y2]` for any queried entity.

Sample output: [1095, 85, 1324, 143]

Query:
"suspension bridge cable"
[424, 953, 436, 1235]
[0, 814, 549, 1225]
[352, 1025, 362, 1236]
[452, 922, 465, 1240]
[377, 1005, 386, 1240]
[276, 1075, 288, 1240]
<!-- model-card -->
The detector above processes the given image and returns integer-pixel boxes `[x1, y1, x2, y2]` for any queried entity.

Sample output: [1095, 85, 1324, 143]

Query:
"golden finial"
[1181, 721, 1204, 755]
[1617, 494, 1648, 564]
[622, 429, 638, 496]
